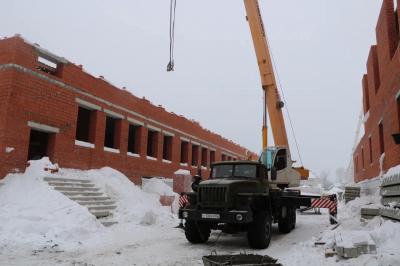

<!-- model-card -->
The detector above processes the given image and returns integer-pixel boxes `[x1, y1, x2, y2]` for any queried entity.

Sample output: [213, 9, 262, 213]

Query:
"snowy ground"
[0, 159, 399, 266]
[1, 211, 333, 266]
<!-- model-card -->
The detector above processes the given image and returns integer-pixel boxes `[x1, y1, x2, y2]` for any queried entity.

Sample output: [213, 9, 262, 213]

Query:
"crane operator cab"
[259, 147, 301, 188]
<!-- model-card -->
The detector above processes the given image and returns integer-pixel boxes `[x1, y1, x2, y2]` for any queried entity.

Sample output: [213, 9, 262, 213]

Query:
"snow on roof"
[174, 169, 191, 175]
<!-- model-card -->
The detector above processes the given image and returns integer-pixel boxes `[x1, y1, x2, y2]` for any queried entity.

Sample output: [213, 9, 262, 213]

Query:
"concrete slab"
[361, 206, 380, 216]
[380, 207, 400, 221]
[382, 173, 400, 187]
[335, 231, 376, 259]
[381, 197, 400, 207]
[380, 185, 400, 197]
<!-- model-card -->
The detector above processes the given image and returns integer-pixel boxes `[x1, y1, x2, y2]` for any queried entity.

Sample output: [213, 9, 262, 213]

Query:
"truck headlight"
[182, 211, 189, 218]
[235, 213, 244, 221]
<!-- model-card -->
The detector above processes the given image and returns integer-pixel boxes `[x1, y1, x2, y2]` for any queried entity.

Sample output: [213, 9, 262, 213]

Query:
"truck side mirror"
[192, 182, 199, 192]
[191, 175, 202, 192]
[271, 167, 277, 181]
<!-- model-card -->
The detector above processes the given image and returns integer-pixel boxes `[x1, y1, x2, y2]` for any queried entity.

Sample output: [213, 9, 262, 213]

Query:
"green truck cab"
[179, 161, 309, 249]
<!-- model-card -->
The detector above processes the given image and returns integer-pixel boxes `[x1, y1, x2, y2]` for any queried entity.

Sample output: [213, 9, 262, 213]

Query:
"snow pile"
[0, 158, 105, 250]
[57, 167, 177, 225]
[337, 193, 380, 222]
[326, 186, 344, 196]
[297, 185, 323, 196]
[385, 164, 400, 176]
[0, 158, 179, 252]
[142, 178, 175, 196]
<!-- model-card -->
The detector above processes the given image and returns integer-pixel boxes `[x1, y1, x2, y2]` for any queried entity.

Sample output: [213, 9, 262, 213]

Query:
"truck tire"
[278, 206, 296, 233]
[184, 220, 211, 244]
[247, 211, 272, 249]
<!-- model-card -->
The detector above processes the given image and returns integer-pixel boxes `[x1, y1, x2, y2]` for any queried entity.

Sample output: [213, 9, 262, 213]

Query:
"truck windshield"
[211, 164, 257, 179]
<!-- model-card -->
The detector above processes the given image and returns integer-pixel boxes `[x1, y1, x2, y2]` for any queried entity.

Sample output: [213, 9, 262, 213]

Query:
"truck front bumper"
[179, 209, 253, 223]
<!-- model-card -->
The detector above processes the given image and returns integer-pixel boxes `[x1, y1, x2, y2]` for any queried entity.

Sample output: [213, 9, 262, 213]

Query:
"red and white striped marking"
[179, 194, 189, 208]
[311, 197, 337, 213]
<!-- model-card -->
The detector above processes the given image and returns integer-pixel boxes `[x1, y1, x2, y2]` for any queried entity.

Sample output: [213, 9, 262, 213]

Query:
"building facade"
[0, 36, 256, 183]
[353, 0, 400, 182]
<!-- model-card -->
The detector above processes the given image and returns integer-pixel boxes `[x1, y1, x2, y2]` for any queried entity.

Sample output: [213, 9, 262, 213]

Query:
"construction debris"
[381, 172, 400, 208]
[360, 205, 380, 220]
[334, 231, 376, 258]
[324, 248, 336, 258]
[202, 253, 282, 266]
[344, 186, 361, 203]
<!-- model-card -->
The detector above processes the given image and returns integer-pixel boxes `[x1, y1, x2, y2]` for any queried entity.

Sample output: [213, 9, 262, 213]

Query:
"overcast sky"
[1, 0, 382, 178]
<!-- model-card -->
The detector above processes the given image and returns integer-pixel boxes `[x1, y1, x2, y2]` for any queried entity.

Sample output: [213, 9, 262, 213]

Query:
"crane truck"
[178, 0, 335, 249]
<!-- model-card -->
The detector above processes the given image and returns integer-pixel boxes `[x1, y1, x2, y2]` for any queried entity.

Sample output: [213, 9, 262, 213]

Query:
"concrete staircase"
[44, 176, 118, 227]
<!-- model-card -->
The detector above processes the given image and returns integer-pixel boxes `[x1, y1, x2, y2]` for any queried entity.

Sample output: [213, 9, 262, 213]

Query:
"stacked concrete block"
[380, 207, 400, 221]
[381, 172, 400, 208]
[379, 172, 400, 221]
[360, 206, 380, 219]
[335, 231, 376, 258]
[173, 171, 192, 194]
[344, 186, 361, 203]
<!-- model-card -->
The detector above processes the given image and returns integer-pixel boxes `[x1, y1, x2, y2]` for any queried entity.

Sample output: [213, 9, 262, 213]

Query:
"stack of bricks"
[344, 186, 361, 203]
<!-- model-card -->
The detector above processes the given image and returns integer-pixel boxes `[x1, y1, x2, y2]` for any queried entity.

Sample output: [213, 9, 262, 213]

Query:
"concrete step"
[45, 176, 118, 226]
[69, 196, 110, 201]
[77, 200, 116, 206]
[54, 186, 100, 192]
[90, 210, 111, 218]
[61, 191, 103, 197]
[88, 205, 117, 211]
[101, 220, 118, 227]
[48, 182, 95, 187]
[345, 186, 361, 191]
[44, 177, 91, 183]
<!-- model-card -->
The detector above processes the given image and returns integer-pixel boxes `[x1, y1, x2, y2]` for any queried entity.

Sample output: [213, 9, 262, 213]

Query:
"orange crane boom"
[243, 0, 288, 150]
[244, 0, 309, 181]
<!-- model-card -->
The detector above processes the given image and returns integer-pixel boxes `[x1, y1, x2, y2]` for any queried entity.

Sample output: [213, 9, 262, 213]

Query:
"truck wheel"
[278, 206, 296, 233]
[247, 211, 272, 249]
[184, 220, 211, 244]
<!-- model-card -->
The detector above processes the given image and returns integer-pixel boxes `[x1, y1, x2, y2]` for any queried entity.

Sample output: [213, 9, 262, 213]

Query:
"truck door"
[273, 148, 289, 182]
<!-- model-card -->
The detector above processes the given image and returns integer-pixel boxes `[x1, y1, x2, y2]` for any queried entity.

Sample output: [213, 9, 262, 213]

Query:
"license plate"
[201, 213, 220, 219]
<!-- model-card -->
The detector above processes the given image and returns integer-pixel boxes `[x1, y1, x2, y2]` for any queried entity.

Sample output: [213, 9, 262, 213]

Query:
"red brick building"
[0, 36, 256, 183]
[353, 0, 400, 182]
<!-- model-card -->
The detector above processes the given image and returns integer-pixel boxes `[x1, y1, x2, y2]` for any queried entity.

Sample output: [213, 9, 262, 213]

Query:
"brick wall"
[0, 35, 257, 183]
[354, 0, 400, 182]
